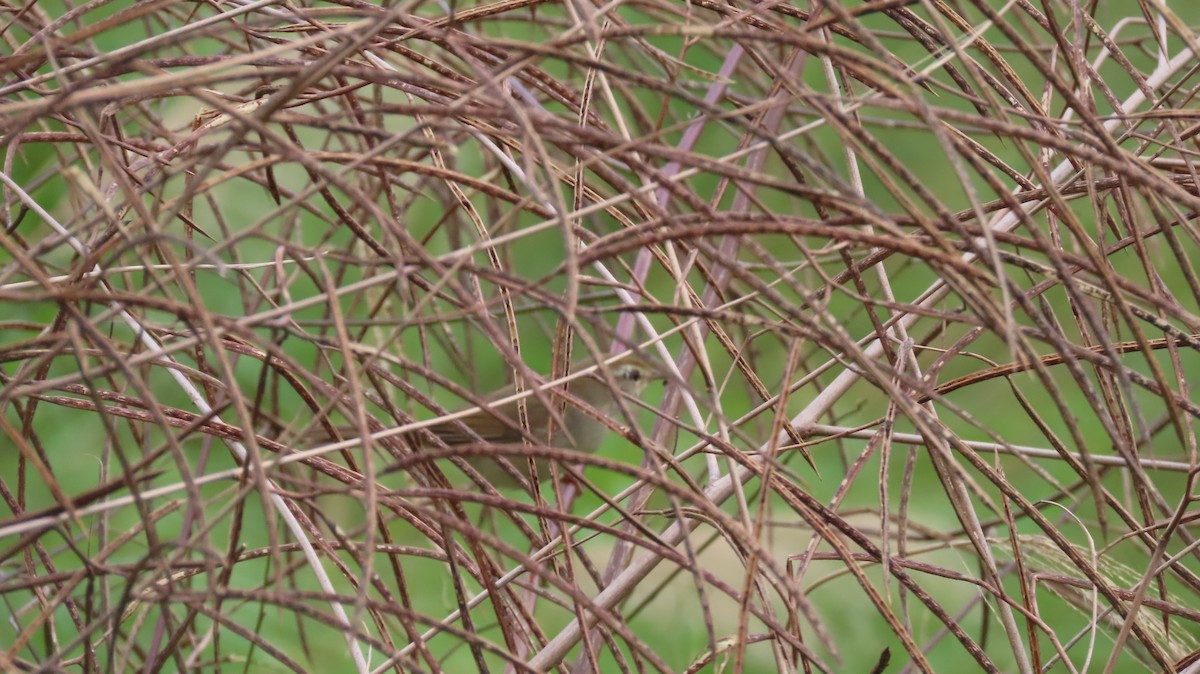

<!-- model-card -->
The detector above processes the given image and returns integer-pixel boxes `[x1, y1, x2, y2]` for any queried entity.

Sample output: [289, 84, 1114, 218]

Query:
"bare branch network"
[2, 1, 1200, 673]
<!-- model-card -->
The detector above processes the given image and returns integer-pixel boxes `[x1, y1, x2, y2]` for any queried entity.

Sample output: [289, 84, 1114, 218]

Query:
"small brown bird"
[422, 355, 655, 488]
